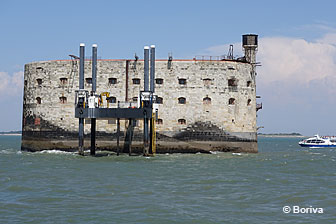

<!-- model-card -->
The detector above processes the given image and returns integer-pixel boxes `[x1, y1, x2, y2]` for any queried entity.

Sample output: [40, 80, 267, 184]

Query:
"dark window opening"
[35, 117, 41, 125]
[109, 78, 117, 85]
[228, 78, 238, 92]
[178, 78, 187, 85]
[132, 97, 138, 102]
[203, 97, 211, 105]
[86, 78, 92, 84]
[203, 78, 212, 85]
[24, 80, 27, 86]
[156, 97, 163, 104]
[228, 78, 237, 87]
[156, 119, 163, 125]
[247, 81, 252, 87]
[60, 78, 68, 85]
[36, 79, 42, 86]
[178, 119, 186, 125]
[60, 96, 67, 104]
[178, 97, 186, 104]
[229, 98, 235, 105]
[247, 99, 251, 106]
[132, 78, 140, 84]
[107, 96, 117, 103]
[36, 97, 41, 104]
[155, 78, 163, 84]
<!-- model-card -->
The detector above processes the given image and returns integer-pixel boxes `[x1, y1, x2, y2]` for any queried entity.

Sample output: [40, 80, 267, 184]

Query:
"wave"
[37, 150, 77, 155]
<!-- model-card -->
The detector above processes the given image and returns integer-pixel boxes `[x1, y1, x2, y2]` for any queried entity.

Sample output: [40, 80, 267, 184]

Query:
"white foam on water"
[310, 152, 321, 155]
[232, 153, 242, 156]
[0, 149, 17, 154]
[38, 150, 76, 155]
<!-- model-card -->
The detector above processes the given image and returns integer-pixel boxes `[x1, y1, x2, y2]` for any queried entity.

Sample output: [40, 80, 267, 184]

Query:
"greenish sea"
[0, 136, 335, 223]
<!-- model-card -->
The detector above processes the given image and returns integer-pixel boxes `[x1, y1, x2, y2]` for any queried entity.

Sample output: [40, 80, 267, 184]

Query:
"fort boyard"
[21, 34, 262, 154]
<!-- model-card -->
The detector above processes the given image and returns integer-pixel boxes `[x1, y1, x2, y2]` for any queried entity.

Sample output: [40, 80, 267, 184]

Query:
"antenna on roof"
[227, 45, 234, 60]
[168, 52, 173, 69]
[69, 54, 80, 60]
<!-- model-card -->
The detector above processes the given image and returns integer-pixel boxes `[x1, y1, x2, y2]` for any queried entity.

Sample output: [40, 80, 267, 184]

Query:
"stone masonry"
[22, 56, 258, 153]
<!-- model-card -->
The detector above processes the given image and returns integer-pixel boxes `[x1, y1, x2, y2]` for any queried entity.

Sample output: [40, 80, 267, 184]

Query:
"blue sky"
[1, 0, 336, 135]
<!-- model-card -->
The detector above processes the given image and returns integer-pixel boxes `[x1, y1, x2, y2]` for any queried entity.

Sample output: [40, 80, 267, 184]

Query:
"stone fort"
[21, 34, 260, 153]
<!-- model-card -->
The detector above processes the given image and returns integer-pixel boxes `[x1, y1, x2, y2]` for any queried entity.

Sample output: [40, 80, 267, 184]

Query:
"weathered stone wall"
[22, 58, 257, 153]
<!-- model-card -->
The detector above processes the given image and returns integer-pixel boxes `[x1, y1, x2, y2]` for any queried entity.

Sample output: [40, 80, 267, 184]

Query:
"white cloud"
[258, 36, 336, 84]
[202, 33, 336, 134]
[0, 71, 24, 97]
[0, 72, 10, 93]
[317, 33, 336, 45]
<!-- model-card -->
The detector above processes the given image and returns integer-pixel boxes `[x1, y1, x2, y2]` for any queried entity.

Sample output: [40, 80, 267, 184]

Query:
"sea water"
[0, 135, 335, 223]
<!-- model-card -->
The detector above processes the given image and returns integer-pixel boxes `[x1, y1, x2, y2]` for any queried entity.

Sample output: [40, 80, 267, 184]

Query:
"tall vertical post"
[117, 118, 120, 156]
[149, 45, 155, 155]
[144, 112, 149, 156]
[143, 46, 150, 155]
[78, 43, 85, 155]
[90, 44, 97, 156]
[144, 46, 149, 92]
[92, 44, 97, 92]
[150, 45, 155, 93]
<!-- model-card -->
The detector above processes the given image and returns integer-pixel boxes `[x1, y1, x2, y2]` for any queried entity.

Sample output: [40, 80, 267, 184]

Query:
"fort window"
[86, 78, 92, 84]
[229, 98, 235, 105]
[108, 96, 116, 103]
[178, 97, 186, 104]
[247, 99, 251, 106]
[203, 97, 211, 105]
[132, 97, 138, 102]
[203, 78, 212, 86]
[156, 97, 163, 104]
[156, 119, 163, 125]
[36, 97, 41, 104]
[132, 78, 140, 84]
[34, 117, 41, 126]
[228, 78, 237, 86]
[156, 78, 163, 84]
[36, 78, 42, 86]
[228, 78, 238, 92]
[247, 81, 252, 87]
[109, 78, 117, 85]
[178, 119, 186, 125]
[178, 78, 187, 85]
[60, 78, 68, 85]
[59, 96, 67, 104]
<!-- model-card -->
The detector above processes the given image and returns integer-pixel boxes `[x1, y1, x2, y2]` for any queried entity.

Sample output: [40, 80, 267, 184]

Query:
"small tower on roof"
[242, 34, 258, 65]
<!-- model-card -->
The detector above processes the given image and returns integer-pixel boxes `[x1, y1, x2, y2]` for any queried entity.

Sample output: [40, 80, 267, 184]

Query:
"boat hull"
[299, 143, 336, 148]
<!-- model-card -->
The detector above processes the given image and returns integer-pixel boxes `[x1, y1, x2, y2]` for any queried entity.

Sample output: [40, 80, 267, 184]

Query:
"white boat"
[299, 135, 336, 148]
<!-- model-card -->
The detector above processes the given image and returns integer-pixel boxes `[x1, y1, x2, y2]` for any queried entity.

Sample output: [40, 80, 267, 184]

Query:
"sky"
[1, 0, 336, 136]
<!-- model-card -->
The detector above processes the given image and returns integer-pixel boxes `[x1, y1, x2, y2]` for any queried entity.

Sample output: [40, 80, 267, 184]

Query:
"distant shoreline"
[0, 133, 22, 136]
[258, 134, 304, 138]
